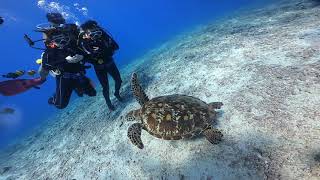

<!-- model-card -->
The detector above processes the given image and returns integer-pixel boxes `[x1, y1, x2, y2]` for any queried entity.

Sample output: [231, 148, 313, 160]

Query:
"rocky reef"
[0, 0, 320, 179]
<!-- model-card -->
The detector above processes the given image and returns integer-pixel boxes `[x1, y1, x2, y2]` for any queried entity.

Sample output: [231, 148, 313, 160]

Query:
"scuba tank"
[24, 13, 79, 52]
[25, 13, 81, 74]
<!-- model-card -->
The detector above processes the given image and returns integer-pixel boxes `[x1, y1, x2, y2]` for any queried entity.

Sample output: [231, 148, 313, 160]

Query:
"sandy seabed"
[1, 0, 320, 179]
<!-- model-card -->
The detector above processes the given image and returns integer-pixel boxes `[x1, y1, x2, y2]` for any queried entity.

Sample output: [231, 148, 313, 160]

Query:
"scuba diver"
[0, 17, 4, 25]
[79, 20, 123, 111]
[38, 13, 96, 109]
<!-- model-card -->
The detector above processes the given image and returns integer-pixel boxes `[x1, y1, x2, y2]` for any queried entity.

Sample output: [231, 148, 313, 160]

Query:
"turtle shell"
[140, 94, 214, 140]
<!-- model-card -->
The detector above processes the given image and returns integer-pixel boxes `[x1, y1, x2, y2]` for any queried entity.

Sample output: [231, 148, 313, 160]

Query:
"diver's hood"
[46, 13, 66, 25]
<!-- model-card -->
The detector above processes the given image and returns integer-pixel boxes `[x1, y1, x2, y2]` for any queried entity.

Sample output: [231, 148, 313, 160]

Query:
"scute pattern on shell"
[140, 94, 212, 140]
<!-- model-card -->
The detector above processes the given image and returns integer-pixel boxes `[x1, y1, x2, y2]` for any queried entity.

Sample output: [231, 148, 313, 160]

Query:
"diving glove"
[65, 54, 84, 63]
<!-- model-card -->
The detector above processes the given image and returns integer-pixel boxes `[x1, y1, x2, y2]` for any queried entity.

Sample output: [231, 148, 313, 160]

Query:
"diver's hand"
[38, 64, 49, 80]
[65, 54, 84, 63]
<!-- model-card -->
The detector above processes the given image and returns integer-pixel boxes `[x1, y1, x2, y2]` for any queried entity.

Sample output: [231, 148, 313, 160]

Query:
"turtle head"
[125, 109, 142, 122]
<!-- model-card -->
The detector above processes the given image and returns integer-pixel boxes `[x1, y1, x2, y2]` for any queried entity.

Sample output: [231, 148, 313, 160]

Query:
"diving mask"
[86, 28, 103, 40]
[48, 34, 71, 49]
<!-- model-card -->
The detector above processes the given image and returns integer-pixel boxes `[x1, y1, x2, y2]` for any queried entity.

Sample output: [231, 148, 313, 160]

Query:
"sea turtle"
[126, 72, 223, 149]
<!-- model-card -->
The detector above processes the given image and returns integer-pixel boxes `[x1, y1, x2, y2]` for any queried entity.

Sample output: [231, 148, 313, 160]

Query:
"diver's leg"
[79, 76, 96, 97]
[53, 76, 73, 109]
[107, 60, 123, 101]
[74, 86, 84, 97]
[94, 66, 115, 111]
[48, 94, 55, 105]
[74, 88, 84, 97]
[48, 77, 63, 106]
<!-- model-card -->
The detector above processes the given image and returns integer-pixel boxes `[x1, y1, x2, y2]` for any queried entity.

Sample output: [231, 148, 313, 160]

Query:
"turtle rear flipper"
[128, 123, 144, 149]
[203, 127, 223, 144]
[209, 102, 223, 109]
[131, 73, 149, 106]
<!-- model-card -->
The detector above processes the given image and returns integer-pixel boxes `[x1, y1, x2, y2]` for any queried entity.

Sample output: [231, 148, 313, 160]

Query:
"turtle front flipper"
[128, 123, 144, 149]
[131, 72, 149, 106]
[203, 127, 223, 144]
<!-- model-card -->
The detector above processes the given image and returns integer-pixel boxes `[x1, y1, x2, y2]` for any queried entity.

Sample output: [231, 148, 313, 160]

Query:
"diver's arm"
[41, 50, 57, 69]
[102, 31, 119, 50]
[77, 31, 87, 53]
[38, 52, 50, 80]
[108, 34, 119, 50]
[78, 41, 92, 55]
[38, 64, 49, 80]
[65, 54, 84, 63]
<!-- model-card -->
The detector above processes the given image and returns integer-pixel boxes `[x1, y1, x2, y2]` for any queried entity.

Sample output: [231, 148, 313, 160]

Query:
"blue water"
[0, 0, 274, 148]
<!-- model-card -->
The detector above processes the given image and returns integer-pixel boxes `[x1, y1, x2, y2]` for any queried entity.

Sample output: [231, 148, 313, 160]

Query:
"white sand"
[1, 0, 320, 179]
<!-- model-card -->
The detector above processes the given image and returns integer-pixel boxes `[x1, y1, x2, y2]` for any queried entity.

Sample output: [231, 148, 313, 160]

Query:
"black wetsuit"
[42, 25, 96, 109]
[79, 28, 122, 109]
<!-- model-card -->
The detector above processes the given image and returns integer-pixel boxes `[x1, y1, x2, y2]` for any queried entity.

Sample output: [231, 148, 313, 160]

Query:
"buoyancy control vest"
[79, 25, 119, 64]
